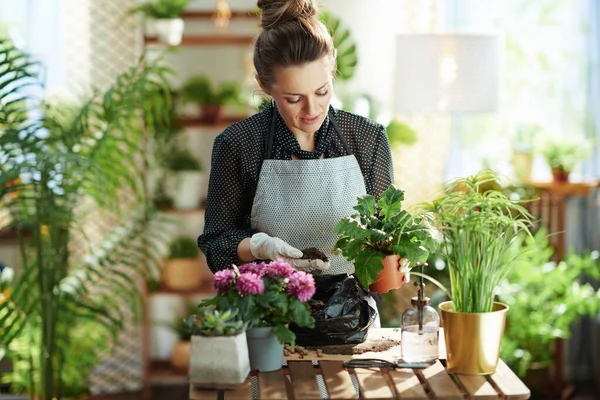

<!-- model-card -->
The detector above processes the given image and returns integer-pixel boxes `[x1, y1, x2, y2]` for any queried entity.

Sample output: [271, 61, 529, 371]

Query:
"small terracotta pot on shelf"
[551, 168, 570, 183]
[368, 254, 406, 293]
[201, 104, 223, 124]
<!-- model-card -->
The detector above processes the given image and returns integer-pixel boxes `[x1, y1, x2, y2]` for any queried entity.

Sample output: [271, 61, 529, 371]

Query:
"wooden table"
[189, 329, 531, 399]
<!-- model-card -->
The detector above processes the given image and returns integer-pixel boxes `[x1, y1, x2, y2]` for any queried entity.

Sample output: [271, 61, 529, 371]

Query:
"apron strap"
[264, 106, 351, 160]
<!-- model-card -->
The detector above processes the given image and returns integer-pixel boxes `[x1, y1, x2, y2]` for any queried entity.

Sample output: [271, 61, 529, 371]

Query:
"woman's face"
[263, 56, 334, 135]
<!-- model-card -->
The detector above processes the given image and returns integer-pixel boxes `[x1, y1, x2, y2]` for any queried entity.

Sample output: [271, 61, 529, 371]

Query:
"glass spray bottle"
[400, 263, 440, 363]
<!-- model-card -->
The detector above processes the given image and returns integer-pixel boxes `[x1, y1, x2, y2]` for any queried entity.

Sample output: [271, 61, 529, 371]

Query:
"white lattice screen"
[63, 0, 145, 393]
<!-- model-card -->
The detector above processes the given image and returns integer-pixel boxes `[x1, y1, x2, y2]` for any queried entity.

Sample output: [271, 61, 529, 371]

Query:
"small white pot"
[189, 332, 250, 389]
[166, 171, 204, 210]
[146, 18, 184, 46]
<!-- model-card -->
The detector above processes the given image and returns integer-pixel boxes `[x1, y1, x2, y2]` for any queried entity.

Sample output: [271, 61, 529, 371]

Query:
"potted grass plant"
[186, 308, 250, 388]
[333, 184, 439, 293]
[415, 170, 535, 375]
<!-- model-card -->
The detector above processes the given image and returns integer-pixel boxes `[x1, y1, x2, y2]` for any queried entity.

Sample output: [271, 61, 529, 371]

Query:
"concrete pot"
[145, 18, 184, 46]
[189, 332, 250, 389]
[166, 171, 204, 210]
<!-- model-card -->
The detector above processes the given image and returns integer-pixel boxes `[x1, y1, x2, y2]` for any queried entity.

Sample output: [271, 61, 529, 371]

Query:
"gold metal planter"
[439, 301, 509, 375]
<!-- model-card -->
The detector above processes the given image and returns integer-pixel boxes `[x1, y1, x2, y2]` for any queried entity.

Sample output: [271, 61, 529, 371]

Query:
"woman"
[198, 0, 400, 328]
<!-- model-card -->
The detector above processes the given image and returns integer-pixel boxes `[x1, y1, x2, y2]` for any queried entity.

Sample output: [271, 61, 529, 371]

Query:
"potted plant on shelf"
[540, 136, 591, 182]
[415, 170, 535, 375]
[333, 184, 439, 293]
[127, 0, 190, 46]
[162, 236, 202, 291]
[165, 145, 204, 210]
[186, 308, 250, 388]
[198, 260, 316, 372]
[180, 76, 243, 124]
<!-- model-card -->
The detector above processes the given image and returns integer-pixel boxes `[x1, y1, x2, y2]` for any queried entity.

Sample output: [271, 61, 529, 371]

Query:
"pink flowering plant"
[198, 259, 316, 346]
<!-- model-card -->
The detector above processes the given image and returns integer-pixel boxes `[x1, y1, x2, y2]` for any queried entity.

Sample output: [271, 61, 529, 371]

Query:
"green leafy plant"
[168, 236, 200, 259]
[319, 10, 357, 81]
[540, 136, 592, 173]
[0, 37, 173, 399]
[417, 170, 535, 314]
[127, 0, 190, 19]
[2, 318, 108, 397]
[333, 184, 439, 288]
[497, 229, 600, 377]
[186, 308, 247, 337]
[199, 260, 316, 347]
[386, 119, 418, 147]
[166, 146, 203, 171]
[180, 76, 242, 107]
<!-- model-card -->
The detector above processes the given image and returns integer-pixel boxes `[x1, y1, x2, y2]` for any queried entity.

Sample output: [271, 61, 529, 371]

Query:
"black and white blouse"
[198, 102, 394, 272]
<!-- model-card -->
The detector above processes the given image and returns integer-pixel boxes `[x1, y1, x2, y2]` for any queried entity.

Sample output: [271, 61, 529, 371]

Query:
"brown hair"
[254, 0, 335, 89]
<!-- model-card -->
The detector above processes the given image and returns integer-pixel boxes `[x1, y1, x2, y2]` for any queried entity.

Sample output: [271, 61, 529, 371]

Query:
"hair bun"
[257, 0, 318, 30]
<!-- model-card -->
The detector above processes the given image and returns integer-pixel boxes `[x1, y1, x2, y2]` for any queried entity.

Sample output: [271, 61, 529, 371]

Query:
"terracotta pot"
[201, 105, 223, 124]
[170, 340, 191, 371]
[368, 254, 406, 293]
[162, 258, 202, 291]
[551, 168, 569, 183]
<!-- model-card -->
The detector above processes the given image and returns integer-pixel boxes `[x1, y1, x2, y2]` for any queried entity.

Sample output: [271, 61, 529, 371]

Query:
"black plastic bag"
[290, 273, 376, 346]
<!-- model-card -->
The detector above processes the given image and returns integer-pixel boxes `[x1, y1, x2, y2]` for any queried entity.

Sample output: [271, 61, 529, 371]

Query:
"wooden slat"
[288, 360, 321, 399]
[224, 378, 253, 400]
[181, 10, 258, 19]
[420, 361, 462, 399]
[320, 360, 358, 399]
[259, 370, 288, 399]
[189, 385, 219, 400]
[455, 374, 499, 400]
[488, 360, 531, 400]
[352, 368, 395, 399]
[388, 369, 428, 399]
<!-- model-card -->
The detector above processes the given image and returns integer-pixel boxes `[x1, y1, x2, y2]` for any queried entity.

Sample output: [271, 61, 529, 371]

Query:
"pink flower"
[287, 271, 316, 302]
[264, 259, 295, 278]
[238, 262, 267, 276]
[235, 272, 265, 296]
[213, 269, 235, 293]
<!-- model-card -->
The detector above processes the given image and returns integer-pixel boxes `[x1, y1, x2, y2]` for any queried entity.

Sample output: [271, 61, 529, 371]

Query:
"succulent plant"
[186, 308, 247, 337]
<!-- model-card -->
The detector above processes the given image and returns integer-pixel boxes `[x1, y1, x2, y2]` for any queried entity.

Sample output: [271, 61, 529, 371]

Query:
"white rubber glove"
[400, 258, 410, 283]
[249, 233, 330, 271]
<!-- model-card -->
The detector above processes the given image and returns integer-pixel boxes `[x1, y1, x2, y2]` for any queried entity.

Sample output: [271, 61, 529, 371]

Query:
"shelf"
[144, 34, 255, 46]
[179, 115, 247, 129]
[160, 207, 205, 215]
[148, 360, 188, 385]
[181, 10, 259, 20]
[151, 280, 215, 297]
[0, 227, 31, 244]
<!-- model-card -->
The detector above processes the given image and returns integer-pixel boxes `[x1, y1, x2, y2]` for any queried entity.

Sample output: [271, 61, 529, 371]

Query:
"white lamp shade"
[394, 34, 501, 113]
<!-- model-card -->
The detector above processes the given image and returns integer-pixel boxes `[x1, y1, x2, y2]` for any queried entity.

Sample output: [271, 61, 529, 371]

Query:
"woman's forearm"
[237, 237, 256, 263]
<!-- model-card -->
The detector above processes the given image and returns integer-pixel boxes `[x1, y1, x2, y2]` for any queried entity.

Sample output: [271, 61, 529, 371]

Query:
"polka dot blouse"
[198, 101, 394, 273]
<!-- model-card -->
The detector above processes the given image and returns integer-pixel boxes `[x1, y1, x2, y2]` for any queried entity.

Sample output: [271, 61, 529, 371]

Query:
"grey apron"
[250, 107, 381, 328]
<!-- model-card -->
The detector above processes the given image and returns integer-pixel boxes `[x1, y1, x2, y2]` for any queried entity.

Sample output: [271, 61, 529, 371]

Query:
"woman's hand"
[249, 233, 330, 271]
